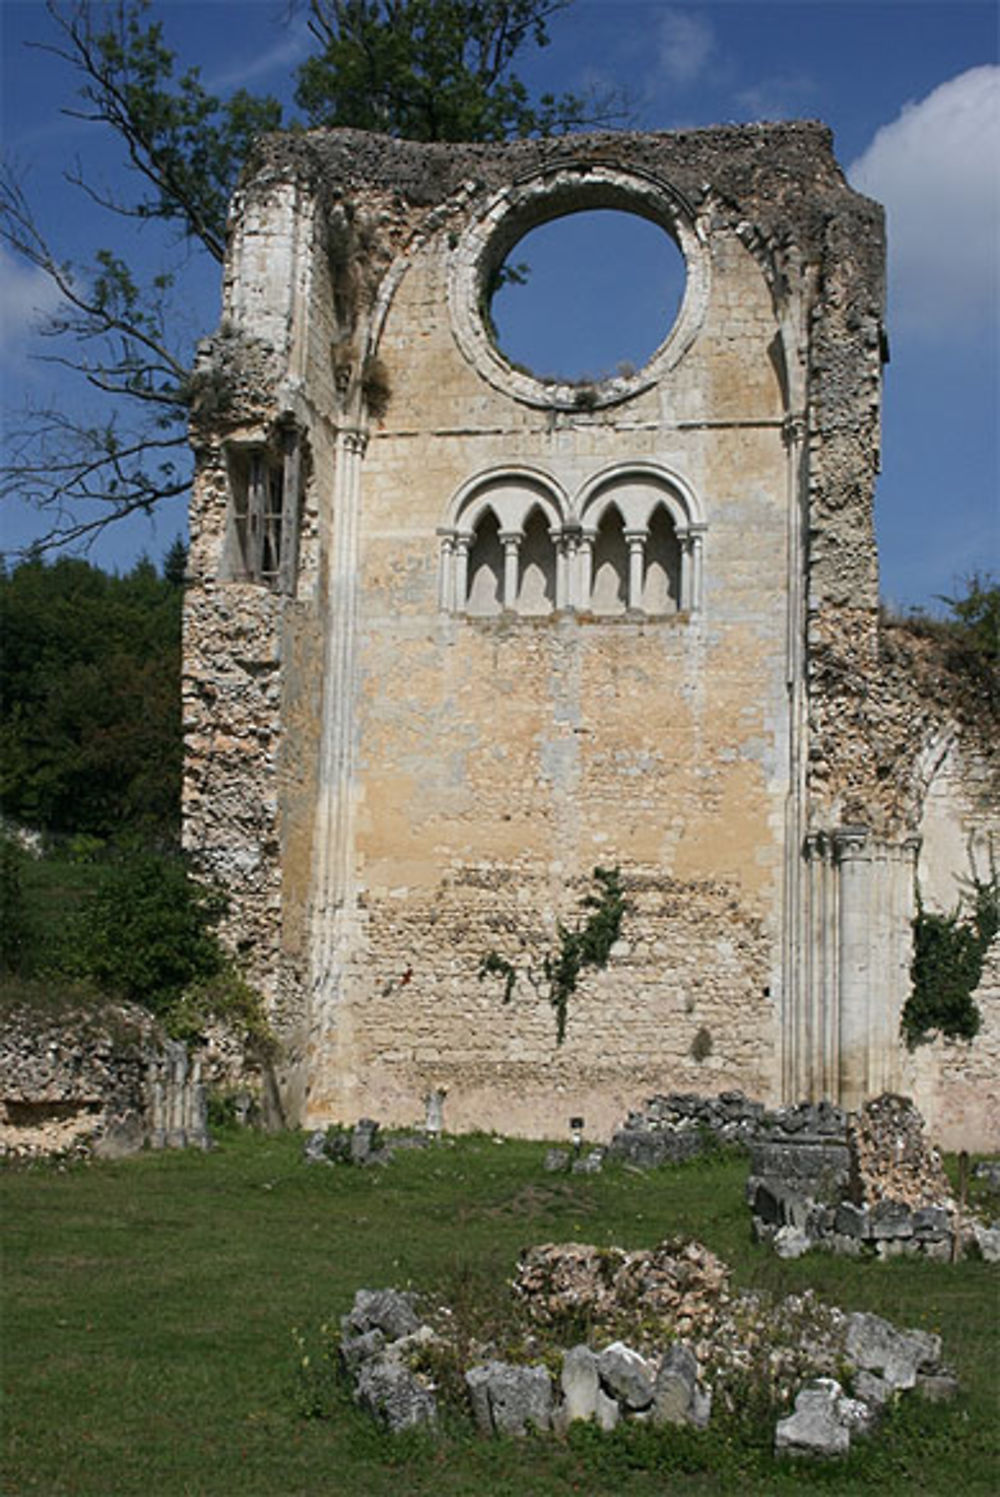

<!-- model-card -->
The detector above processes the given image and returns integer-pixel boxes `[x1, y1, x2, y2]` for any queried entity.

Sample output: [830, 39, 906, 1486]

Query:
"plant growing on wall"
[901, 847, 999, 1048]
[479, 866, 627, 1043]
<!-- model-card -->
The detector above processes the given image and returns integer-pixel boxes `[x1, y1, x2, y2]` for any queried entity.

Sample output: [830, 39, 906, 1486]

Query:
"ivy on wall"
[479, 866, 627, 1044]
[901, 855, 999, 1048]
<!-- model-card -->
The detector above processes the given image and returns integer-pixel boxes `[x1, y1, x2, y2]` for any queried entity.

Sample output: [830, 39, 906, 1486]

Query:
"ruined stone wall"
[183, 123, 995, 1144]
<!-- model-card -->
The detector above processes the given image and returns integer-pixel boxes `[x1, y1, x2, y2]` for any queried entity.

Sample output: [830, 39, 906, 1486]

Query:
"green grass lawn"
[2, 1132, 997, 1495]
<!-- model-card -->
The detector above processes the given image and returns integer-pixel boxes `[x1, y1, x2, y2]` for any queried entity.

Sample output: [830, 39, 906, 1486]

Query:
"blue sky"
[1, 0, 997, 609]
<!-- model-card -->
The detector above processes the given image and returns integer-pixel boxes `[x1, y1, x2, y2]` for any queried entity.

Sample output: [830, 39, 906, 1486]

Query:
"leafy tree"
[64, 846, 224, 1013]
[297, 0, 593, 140]
[2, 0, 604, 551]
[0, 839, 33, 976]
[0, 550, 183, 840]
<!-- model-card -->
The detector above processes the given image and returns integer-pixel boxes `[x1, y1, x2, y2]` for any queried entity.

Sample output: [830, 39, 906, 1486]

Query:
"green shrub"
[902, 858, 999, 1047]
[0, 837, 32, 975]
[64, 848, 228, 1018]
[480, 867, 628, 1043]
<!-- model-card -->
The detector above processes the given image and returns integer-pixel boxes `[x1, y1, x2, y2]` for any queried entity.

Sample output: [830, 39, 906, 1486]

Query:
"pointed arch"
[516, 504, 557, 615]
[575, 461, 706, 614]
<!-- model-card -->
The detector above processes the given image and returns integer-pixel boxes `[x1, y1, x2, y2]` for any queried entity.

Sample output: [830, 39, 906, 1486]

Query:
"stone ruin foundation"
[0, 1004, 212, 1160]
[337, 1248, 957, 1460]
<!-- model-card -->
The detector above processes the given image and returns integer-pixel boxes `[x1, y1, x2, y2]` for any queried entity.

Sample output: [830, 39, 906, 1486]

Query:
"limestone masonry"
[184, 124, 998, 1144]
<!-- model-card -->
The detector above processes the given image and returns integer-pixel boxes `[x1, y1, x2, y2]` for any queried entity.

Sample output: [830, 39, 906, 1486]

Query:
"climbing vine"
[900, 853, 999, 1048]
[478, 867, 628, 1044]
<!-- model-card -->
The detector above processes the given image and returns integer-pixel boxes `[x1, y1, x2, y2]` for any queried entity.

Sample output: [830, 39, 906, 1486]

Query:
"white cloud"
[735, 74, 819, 123]
[849, 66, 1000, 340]
[0, 246, 63, 368]
[204, 18, 313, 94]
[657, 9, 714, 87]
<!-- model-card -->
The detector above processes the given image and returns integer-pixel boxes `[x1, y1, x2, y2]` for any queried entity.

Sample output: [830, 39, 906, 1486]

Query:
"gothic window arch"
[439, 467, 568, 615]
[466, 508, 503, 615]
[590, 504, 628, 616]
[440, 461, 704, 618]
[575, 462, 705, 615]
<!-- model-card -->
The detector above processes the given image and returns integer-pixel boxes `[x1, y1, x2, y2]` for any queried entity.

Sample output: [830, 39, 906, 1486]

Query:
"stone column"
[835, 825, 871, 1109]
[278, 427, 302, 596]
[555, 528, 572, 610]
[625, 529, 646, 611]
[577, 532, 595, 610]
[453, 536, 470, 610]
[437, 532, 455, 611]
[689, 525, 706, 613]
[500, 531, 520, 610]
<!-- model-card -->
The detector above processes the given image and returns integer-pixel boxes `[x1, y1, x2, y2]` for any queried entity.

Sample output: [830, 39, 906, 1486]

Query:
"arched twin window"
[439, 463, 705, 617]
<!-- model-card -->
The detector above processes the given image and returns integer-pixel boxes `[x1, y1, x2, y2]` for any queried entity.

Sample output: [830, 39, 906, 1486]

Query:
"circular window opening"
[488, 209, 687, 385]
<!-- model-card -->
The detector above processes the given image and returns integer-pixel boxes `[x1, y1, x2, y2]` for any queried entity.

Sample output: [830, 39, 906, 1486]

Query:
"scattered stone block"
[852, 1369, 892, 1408]
[571, 1148, 605, 1175]
[560, 1345, 599, 1423]
[775, 1381, 850, 1459]
[774, 1224, 813, 1259]
[595, 1386, 620, 1431]
[597, 1341, 654, 1411]
[970, 1221, 1000, 1262]
[869, 1200, 914, 1240]
[343, 1287, 422, 1342]
[652, 1342, 710, 1428]
[845, 1312, 941, 1391]
[834, 1201, 870, 1239]
[356, 1355, 436, 1432]
[339, 1326, 385, 1374]
[465, 1361, 553, 1436]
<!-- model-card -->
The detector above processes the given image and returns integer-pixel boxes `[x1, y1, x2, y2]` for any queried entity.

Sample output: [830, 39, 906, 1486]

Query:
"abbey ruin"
[183, 124, 998, 1146]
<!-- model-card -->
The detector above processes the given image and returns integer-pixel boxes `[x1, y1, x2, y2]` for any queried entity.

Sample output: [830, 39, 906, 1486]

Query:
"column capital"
[833, 824, 869, 862]
[783, 412, 808, 448]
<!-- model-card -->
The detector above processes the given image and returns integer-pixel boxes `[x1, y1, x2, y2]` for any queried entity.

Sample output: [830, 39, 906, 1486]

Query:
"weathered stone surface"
[773, 1225, 813, 1259]
[753, 1180, 813, 1229]
[560, 1345, 599, 1423]
[465, 1362, 552, 1436]
[845, 1312, 941, 1391]
[304, 1129, 330, 1163]
[868, 1200, 915, 1240]
[911, 1206, 951, 1240]
[343, 1288, 422, 1343]
[596, 1342, 654, 1411]
[356, 1355, 436, 1431]
[852, 1369, 892, 1408]
[652, 1342, 710, 1428]
[848, 1094, 953, 1210]
[594, 1386, 620, 1432]
[834, 1201, 870, 1238]
[971, 1220, 1000, 1262]
[0, 1003, 217, 1158]
[774, 1381, 851, 1459]
[339, 1327, 386, 1375]
[571, 1148, 606, 1175]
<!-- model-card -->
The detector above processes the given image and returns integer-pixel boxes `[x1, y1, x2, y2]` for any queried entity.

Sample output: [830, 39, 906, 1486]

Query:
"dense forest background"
[0, 547, 271, 1041]
[1, 546, 184, 844]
